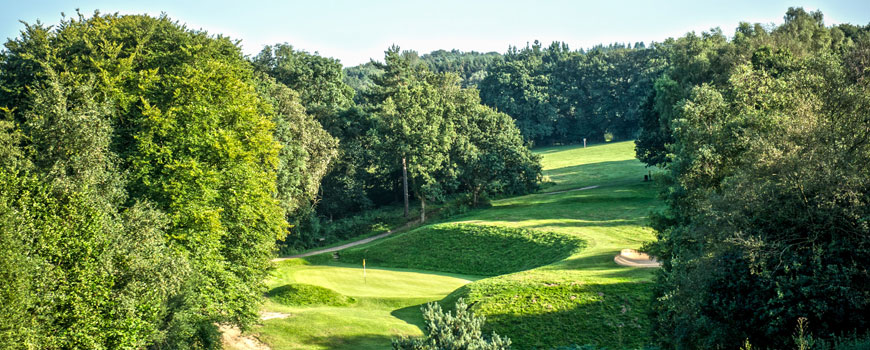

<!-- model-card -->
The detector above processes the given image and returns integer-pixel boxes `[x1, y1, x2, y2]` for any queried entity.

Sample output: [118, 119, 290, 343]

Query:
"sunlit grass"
[254, 141, 662, 349]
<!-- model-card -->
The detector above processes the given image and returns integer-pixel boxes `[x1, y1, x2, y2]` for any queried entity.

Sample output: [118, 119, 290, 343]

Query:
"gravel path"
[272, 219, 419, 262]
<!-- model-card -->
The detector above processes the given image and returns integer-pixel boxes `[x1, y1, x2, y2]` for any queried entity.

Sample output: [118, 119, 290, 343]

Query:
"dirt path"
[272, 219, 420, 262]
[272, 185, 603, 262]
[220, 324, 270, 350]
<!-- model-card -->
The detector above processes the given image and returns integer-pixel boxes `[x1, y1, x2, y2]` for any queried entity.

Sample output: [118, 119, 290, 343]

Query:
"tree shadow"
[390, 303, 426, 329]
[448, 281, 656, 350]
[299, 333, 399, 350]
[544, 159, 650, 187]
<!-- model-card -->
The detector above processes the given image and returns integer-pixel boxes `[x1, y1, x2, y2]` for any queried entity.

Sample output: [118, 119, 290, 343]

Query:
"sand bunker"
[614, 248, 661, 268]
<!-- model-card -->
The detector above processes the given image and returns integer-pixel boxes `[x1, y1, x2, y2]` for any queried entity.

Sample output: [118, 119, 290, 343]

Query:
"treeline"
[637, 8, 870, 349]
[479, 41, 666, 145]
[344, 49, 499, 93]
[345, 42, 668, 146]
[255, 45, 540, 251]
[0, 12, 540, 348]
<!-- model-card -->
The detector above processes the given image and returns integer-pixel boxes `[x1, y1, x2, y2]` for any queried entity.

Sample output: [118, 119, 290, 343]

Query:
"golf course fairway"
[249, 140, 661, 350]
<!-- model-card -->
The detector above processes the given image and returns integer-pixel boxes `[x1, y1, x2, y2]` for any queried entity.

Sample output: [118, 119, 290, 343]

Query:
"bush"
[393, 299, 511, 350]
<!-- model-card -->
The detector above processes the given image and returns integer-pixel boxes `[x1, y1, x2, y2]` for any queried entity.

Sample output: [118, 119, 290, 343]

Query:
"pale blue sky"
[2, 1, 868, 66]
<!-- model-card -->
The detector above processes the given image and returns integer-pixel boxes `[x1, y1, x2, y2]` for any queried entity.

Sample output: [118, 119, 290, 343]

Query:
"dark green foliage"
[393, 299, 511, 350]
[640, 8, 870, 349]
[344, 62, 383, 96]
[479, 41, 666, 145]
[337, 223, 585, 276]
[344, 49, 500, 93]
[420, 49, 502, 87]
[317, 47, 540, 227]
[253, 43, 354, 121]
[255, 73, 338, 239]
[266, 284, 355, 307]
[812, 333, 870, 350]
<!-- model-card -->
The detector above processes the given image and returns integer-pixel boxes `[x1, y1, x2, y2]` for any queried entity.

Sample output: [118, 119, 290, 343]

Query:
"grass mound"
[442, 278, 652, 349]
[336, 223, 586, 276]
[266, 283, 355, 307]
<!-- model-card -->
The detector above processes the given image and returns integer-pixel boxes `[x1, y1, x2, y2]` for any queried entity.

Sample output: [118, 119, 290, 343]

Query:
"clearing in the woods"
[243, 141, 662, 350]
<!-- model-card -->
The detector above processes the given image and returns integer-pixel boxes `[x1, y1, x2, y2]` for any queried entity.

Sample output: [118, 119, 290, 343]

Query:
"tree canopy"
[637, 8, 870, 348]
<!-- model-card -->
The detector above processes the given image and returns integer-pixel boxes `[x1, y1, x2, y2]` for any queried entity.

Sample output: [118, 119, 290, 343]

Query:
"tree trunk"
[420, 196, 426, 223]
[472, 188, 479, 207]
[402, 157, 409, 218]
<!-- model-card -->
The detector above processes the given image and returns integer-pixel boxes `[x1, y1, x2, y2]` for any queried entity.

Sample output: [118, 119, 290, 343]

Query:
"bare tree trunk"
[472, 188, 479, 207]
[402, 157, 409, 218]
[420, 196, 426, 223]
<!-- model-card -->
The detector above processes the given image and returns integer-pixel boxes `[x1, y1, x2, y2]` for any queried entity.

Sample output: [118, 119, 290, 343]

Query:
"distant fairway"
[251, 141, 661, 349]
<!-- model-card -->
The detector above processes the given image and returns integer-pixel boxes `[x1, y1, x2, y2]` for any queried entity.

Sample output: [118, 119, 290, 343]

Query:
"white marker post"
[583, 138, 587, 148]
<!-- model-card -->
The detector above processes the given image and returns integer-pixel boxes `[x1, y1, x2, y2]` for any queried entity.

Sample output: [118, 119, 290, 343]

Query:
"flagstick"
[363, 259, 366, 284]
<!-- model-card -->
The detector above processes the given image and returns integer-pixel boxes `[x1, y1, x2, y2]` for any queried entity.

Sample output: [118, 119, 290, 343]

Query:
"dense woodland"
[0, 7, 868, 350]
[635, 8, 870, 349]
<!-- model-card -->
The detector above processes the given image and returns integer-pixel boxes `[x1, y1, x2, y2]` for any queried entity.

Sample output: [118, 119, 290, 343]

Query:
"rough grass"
[266, 283, 355, 307]
[335, 223, 585, 276]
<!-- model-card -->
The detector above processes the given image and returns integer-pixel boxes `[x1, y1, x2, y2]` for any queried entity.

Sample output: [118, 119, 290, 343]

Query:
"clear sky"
[2, 0, 869, 66]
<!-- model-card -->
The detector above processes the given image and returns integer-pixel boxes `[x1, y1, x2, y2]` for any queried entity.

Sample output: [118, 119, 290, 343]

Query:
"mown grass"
[254, 141, 662, 350]
[335, 223, 586, 276]
[254, 260, 479, 350]
[435, 142, 661, 349]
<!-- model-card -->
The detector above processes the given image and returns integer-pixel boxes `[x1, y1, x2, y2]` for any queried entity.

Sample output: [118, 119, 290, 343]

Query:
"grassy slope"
[254, 141, 661, 349]
[336, 223, 586, 276]
[437, 141, 661, 349]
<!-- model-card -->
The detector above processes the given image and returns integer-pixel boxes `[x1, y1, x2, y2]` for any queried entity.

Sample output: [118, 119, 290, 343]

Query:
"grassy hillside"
[433, 141, 660, 349]
[335, 223, 586, 276]
[252, 141, 661, 349]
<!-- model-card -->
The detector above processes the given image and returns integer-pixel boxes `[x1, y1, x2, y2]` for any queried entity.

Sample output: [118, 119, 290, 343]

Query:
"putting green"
[255, 261, 479, 350]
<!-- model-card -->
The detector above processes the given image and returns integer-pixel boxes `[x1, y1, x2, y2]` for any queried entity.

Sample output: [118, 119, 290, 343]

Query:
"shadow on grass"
[298, 333, 398, 350]
[444, 282, 655, 350]
[390, 303, 426, 329]
[545, 159, 648, 182]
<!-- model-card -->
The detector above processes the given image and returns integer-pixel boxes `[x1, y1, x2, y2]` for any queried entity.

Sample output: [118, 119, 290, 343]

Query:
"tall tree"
[0, 13, 316, 348]
[370, 47, 456, 223]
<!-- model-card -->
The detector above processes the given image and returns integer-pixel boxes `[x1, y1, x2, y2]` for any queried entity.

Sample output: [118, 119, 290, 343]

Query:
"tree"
[370, 47, 456, 223]
[0, 69, 186, 349]
[0, 12, 311, 348]
[255, 73, 338, 243]
[253, 43, 354, 121]
[642, 9, 870, 348]
[393, 299, 511, 350]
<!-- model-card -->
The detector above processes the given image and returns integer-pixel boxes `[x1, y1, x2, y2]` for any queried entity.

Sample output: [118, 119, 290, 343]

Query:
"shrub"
[393, 299, 511, 350]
